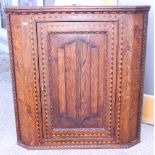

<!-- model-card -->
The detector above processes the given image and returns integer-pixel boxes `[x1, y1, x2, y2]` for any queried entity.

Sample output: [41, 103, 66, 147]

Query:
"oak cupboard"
[5, 6, 150, 149]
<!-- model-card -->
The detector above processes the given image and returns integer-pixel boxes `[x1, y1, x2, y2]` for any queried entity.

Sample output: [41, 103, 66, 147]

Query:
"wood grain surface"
[5, 6, 150, 149]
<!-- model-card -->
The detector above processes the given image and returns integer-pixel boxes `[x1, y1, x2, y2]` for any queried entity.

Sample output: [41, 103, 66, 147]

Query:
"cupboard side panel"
[137, 12, 149, 140]
[119, 14, 134, 144]
[120, 13, 144, 144]
[10, 14, 39, 145]
[6, 13, 21, 143]
[129, 13, 144, 142]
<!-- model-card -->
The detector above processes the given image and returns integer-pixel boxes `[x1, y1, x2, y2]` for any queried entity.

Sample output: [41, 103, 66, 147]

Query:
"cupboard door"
[37, 21, 119, 144]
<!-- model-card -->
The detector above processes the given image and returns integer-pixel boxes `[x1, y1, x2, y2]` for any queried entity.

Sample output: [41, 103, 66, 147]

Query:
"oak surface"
[5, 6, 150, 149]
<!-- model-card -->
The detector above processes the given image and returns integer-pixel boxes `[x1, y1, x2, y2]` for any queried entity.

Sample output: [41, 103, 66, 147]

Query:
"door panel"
[37, 22, 118, 141]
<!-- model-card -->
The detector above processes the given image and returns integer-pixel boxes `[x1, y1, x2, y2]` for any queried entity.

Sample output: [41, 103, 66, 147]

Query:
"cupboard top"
[5, 6, 150, 14]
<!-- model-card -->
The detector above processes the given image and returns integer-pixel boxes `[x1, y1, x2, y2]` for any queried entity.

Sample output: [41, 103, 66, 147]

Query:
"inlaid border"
[24, 13, 124, 146]
[44, 30, 110, 138]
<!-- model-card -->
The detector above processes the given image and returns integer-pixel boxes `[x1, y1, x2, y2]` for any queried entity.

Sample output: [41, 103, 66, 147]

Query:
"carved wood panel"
[50, 34, 106, 129]
[37, 21, 118, 141]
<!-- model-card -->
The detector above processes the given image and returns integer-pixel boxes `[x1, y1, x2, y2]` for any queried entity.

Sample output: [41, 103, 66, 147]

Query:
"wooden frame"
[5, 6, 150, 149]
